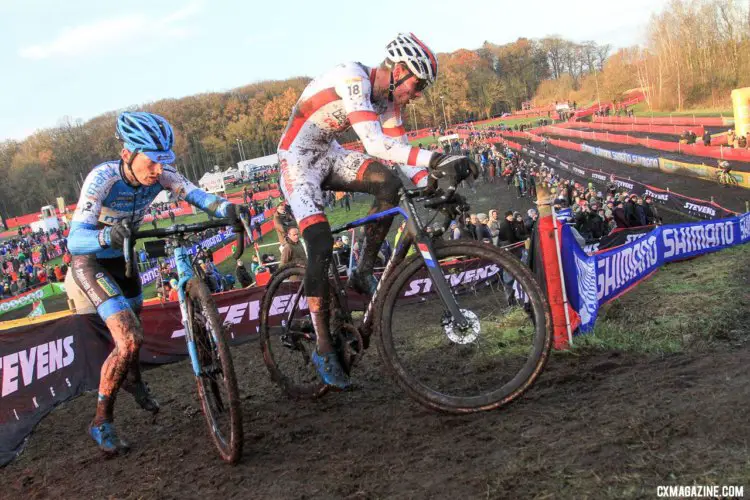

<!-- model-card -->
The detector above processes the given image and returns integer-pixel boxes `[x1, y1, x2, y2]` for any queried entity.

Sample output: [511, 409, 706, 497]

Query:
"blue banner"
[561, 212, 750, 332]
[580, 143, 660, 169]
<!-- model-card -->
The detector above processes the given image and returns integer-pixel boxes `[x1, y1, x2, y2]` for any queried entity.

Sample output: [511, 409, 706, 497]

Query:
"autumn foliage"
[1, 0, 747, 220]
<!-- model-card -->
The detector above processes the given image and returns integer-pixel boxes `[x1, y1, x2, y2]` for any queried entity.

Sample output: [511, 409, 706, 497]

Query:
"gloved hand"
[103, 223, 131, 250]
[427, 154, 479, 192]
[225, 203, 250, 232]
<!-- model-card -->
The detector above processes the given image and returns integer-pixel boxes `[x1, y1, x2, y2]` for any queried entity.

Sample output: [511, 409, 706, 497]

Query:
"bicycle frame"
[323, 190, 468, 334]
[124, 216, 251, 376]
[171, 241, 205, 377]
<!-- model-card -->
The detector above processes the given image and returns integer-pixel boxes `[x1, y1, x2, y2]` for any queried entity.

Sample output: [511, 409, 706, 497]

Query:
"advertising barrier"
[521, 147, 738, 220]
[580, 143, 660, 169]
[0, 315, 113, 466]
[0, 283, 67, 318]
[561, 212, 750, 332]
[537, 125, 750, 162]
[593, 115, 731, 127]
[658, 157, 750, 189]
[559, 121, 705, 137]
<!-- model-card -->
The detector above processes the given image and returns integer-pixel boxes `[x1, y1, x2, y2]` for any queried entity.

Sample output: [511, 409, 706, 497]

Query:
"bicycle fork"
[360, 197, 468, 333]
[173, 246, 204, 377]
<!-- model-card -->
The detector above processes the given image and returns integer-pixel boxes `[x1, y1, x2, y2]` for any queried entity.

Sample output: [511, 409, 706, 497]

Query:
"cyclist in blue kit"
[66, 111, 248, 454]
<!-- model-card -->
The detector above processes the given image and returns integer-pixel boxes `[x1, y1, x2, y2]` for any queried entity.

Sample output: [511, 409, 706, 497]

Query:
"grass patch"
[571, 243, 750, 354]
[631, 101, 734, 118]
[410, 136, 438, 147]
[475, 116, 554, 129]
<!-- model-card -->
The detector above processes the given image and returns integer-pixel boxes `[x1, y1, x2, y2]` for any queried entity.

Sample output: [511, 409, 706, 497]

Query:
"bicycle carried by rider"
[66, 111, 251, 462]
[121, 215, 252, 463]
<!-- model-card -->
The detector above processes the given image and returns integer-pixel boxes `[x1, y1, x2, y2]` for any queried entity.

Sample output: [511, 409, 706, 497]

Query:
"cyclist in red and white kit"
[277, 33, 478, 389]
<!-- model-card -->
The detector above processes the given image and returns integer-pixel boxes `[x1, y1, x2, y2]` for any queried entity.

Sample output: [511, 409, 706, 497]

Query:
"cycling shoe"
[311, 350, 351, 391]
[89, 421, 130, 455]
[123, 380, 160, 414]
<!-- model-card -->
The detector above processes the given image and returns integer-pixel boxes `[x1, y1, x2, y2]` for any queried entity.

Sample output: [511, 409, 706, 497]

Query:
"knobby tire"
[185, 278, 243, 464]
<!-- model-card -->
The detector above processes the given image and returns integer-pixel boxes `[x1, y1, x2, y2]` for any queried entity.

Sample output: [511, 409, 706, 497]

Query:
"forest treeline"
[1, 0, 747, 218]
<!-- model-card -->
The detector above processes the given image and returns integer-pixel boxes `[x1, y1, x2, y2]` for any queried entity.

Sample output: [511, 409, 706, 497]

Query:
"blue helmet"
[116, 111, 176, 164]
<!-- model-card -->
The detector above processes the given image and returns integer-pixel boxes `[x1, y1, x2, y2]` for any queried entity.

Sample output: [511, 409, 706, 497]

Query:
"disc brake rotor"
[443, 309, 481, 344]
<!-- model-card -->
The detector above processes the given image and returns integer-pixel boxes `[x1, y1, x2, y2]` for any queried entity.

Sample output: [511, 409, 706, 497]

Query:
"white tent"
[237, 154, 278, 175]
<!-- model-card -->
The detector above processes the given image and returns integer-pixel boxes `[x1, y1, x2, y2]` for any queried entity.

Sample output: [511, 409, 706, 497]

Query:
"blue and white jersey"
[69, 161, 229, 258]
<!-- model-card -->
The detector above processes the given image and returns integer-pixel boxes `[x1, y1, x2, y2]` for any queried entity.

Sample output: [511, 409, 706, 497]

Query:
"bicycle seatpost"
[123, 219, 133, 278]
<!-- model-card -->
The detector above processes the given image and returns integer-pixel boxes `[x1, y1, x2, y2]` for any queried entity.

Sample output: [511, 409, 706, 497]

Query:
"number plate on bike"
[144, 239, 168, 258]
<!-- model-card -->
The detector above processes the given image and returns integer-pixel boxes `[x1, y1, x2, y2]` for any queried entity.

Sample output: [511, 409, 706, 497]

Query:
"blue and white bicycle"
[123, 215, 251, 463]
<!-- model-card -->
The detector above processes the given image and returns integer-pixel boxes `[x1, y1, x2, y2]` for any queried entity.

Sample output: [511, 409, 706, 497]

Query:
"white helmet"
[385, 33, 438, 84]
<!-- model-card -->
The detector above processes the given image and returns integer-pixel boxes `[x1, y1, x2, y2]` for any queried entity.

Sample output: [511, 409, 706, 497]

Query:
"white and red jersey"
[278, 62, 433, 169]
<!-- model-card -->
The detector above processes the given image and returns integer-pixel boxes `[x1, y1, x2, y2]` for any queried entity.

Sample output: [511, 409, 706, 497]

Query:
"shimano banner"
[561, 212, 750, 332]
[580, 143, 660, 169]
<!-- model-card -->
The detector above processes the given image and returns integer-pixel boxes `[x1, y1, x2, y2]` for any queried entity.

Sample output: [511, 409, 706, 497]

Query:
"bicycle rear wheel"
[185, 278, 243, 463]
[258, 264, 329, 400]
[375, 240, 552, 413]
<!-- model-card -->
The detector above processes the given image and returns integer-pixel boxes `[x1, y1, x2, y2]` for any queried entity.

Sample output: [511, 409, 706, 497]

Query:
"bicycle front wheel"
[375, 240, 552, 413]
[185, 278, 243, 464]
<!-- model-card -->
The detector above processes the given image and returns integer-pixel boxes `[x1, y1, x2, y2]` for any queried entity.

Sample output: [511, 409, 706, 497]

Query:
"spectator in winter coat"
[613, 201, 629, 229]
[512, 212, 528, 241]
[449, 221, 462, 240]
[273, 202, 295, 247]
[632, 197, 646, 226]
[575, 203, 607, 241]
[524, 208, 539, 234]
[474, 214, 492, 242]
[280, 227, 306, 266]
[236, 260, 253, 288]
[643, 196, 660, 224]
[463, 215, 477, 240]
[487, 210, 501, 245]
[496, 211, 519, 248]
[624, 194, 640, 227]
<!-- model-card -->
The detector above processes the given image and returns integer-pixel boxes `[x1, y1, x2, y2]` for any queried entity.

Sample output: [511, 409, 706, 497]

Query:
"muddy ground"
[3, 150, 750, 499]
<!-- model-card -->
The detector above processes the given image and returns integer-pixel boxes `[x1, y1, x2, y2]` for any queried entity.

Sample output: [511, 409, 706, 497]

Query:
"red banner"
[559, 121, 705, 137]
[537, 125, 750, 162]
[593, 115, 728, 127]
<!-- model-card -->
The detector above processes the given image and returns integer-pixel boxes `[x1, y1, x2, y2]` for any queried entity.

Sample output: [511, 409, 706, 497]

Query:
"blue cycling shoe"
[89, 421, 130, 455]
[311, 349, 351, 390]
